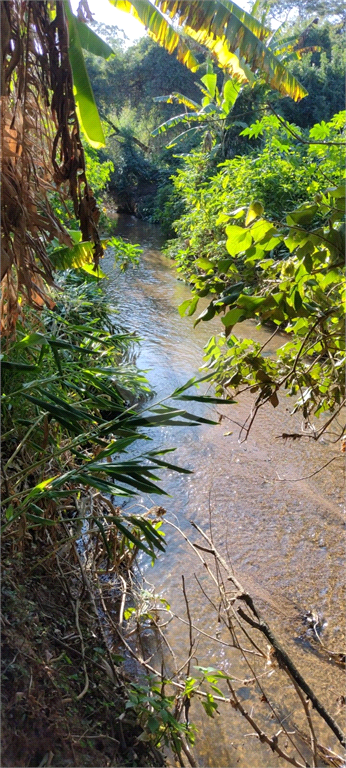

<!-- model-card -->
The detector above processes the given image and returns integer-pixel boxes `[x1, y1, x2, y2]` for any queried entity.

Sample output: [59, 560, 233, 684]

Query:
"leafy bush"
[164, 111, 345, 279]
[185, 185, 345, 437]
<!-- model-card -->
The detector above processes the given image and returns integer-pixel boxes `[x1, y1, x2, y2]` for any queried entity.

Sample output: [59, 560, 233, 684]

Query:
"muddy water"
[104, 216, 345, 767]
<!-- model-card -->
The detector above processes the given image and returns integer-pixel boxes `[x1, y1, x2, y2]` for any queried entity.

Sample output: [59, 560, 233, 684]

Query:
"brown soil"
[1, 538, 164, 768]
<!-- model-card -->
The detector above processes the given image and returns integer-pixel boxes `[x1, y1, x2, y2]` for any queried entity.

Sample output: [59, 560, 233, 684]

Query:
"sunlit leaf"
[64, 0, 106, 147]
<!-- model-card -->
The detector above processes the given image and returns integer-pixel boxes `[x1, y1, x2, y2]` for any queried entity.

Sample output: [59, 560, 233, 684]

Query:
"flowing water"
[103, 215, 345, 767]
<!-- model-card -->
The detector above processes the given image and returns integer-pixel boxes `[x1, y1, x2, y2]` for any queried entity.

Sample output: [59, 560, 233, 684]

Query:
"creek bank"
[1, 273, 177, 768]
[1, 545, 165, 768]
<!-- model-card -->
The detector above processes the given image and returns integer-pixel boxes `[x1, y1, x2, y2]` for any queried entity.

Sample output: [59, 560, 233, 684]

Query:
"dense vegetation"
[81, 14, 345, 221]
[1, 0, 345, 766]
[162, 110, 345, 435]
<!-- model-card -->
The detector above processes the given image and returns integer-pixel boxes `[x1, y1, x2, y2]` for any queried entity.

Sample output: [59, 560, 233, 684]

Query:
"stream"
[103, 215, 345, 767]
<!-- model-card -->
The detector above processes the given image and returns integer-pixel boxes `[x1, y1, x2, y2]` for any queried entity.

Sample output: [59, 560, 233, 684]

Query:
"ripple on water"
[104, 216, 345, 767]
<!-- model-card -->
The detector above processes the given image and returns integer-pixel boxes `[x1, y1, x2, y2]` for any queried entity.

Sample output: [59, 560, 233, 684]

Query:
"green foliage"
[64, 0, 112, 147]
[163, 106, 345, 434]
[198, 185, 345, 432]
[84, 144, 115, 194]
[125, 677, 196, 758]
[151, 71, 242, 149]
[261, 0, 346, 23]
[46, 227, 140, 277]
[129, 0, 307, 100]
[164, 110, 344, 273]
[83, 34, 203, 216]
[276, 21, 346, 128]
[1, 274, 218, 549]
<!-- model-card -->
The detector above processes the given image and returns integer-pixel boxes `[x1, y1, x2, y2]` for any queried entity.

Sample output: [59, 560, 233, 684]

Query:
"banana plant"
[108, 0, 308, 101]
[65, 0, 309, 151]
[151, 69, 243, 148]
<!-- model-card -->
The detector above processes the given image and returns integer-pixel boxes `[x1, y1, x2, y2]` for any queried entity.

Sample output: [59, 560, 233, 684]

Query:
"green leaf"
[196, 257, 214, 271]
[104, 516, 153, 555]
[222, 78, 241, 113]
[326, 185, 346, 199]
[1, 361, 38, 371]
[147, 716, 160, 733]
[49, 241, 94, 271]
[75, 20, 114, 58]
[194, 303, 216, 326]
[153, 92, 200, 110]
[15, 332, 46, 349]
[162, 0, 307, 100]
[226, 225, 253, 256]
[201, 692, 218, 718]
[217, 258, 233, 273]
[109, 0, 199, 73]
[222, 307, 244, 327]
[201, 73, 217, 98]
[128, 517, 166, 552]
[26, 509, 57, 527]
[286, 204, 318, 227]
[64, 0, 106, 148]
[245, 201, 264, 226]
[237, 294, 267, 311]
[77, 263, 108, 279]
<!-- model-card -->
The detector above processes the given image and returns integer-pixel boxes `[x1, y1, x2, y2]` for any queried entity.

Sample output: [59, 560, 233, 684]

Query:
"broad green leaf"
[64, 0, 106, 147]
[286, 204, 318, 227]
[226, 224, 253, 256]
[75, 19, 114, 59]
[49, 241, 94, 270]
[222, 307, 244, 326]
[250, 219, 277, 242]
[78, 263, 108, 279]
[196, 257, 214, 270]
[237, 294, 267, 311]
[194, 303, 216, 326]
[326, 185, 346, 199]
[201, 73, 217, 98]
[217, 258, 233, 273]
[15, 332, 46, 349]
[178, 296, 199, 317]
[221, 78, 241, 113]
[245, 201, 264, 226]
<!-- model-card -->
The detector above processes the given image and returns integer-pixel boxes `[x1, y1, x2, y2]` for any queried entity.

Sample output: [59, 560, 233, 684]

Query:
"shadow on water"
[103, 215, 345, 767]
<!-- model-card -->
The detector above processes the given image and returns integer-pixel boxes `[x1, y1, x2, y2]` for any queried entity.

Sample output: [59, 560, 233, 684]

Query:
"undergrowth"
[1, 271, 216, 767]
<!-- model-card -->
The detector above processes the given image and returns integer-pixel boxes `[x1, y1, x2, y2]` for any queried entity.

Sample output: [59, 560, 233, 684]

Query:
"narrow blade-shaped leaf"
[64, 0, 106, 147]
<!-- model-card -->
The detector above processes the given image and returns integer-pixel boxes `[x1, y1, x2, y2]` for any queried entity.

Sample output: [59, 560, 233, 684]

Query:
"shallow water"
[104, 215, 345, 767]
